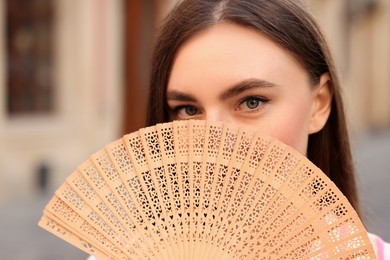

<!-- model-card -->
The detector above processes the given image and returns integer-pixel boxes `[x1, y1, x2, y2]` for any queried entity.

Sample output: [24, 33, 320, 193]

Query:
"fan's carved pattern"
[45, 197, 129, 259]
[39, 120, 376, 259]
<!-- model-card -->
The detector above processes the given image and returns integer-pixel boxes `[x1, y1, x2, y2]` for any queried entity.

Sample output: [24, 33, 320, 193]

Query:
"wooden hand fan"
[38, 120, 376, 259]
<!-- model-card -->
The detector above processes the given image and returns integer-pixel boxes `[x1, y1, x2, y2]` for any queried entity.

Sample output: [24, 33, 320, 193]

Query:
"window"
[6, 0, 55, 115]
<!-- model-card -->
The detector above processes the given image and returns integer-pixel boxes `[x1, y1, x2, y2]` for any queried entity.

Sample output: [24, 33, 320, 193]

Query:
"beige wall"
[0, 0, 124, 203]
[307, 0, 390, 133]
[369, 0, 390, 129]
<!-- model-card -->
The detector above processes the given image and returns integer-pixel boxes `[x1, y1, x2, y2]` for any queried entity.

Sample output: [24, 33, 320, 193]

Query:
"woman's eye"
[174, 105, 198, 117]
[239, 97, 266, 111]
[246, 98, 260, 109]
[183, 106, 198, 116]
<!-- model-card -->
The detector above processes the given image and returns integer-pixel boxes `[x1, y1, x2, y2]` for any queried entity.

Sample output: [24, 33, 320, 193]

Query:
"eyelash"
[169, 104, 199, 118]
[168, 95, 270, 118]
[237, 95, 269, 111]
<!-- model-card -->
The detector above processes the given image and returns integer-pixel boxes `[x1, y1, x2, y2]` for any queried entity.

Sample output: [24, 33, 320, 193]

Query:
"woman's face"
[166, 23, 330, 155]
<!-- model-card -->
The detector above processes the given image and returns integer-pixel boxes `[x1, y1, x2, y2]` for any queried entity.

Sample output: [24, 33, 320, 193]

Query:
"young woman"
[143, 0, 389, 258]
[147, 0, 354, 212]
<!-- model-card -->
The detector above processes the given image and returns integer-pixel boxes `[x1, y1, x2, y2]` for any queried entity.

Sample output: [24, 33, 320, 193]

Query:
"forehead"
[168, 23, 309, 91]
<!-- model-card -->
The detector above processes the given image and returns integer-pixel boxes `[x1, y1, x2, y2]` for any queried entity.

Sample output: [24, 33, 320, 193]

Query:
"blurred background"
[0, 0, 389, 259]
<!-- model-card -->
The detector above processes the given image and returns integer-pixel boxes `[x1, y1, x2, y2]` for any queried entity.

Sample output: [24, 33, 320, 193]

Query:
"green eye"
[169, 104, 199, 119]
[184, 106, 198, 116]
[246, 98, 260, 109]
[238, 96, 269, 112]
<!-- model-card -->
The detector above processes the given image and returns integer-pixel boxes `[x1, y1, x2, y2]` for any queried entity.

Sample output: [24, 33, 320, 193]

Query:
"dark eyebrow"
[166, 78, 278, 103]
[166, 90, 197, 102]
[220, 78, 278, 100]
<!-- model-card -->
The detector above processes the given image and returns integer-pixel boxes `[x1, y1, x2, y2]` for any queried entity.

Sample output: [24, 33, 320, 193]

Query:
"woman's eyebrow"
[166, 90, 197, 102]
[166, 78, 278, 102]
[220, 78, 278, 101]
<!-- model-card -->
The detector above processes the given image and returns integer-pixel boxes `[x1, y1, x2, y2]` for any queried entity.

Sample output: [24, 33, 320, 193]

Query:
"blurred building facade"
[0, 0, 124, 203]
[307, 0, 390, 133]
[0, 0, 389, 204]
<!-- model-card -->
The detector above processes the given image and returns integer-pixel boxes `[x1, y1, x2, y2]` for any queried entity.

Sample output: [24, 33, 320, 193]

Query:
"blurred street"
[0, 131, 389, 260]
[353, 130, 390, 242]
[0, 194, 88, 260]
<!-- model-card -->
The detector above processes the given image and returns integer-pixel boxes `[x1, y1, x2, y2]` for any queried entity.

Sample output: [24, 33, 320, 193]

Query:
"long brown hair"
[146, 0, 359, 214]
